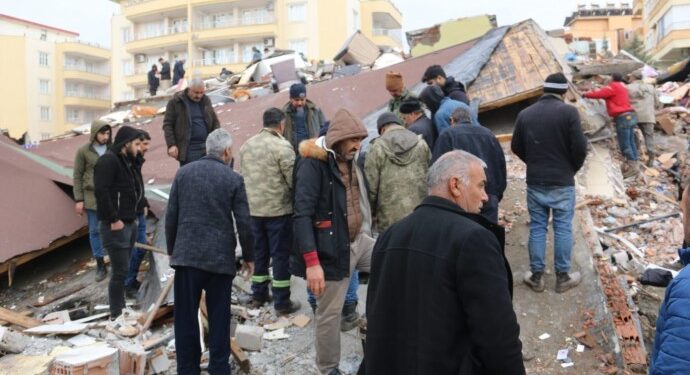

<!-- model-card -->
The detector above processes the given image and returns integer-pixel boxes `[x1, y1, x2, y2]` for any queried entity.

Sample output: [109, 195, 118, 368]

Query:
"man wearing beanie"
[365, 112, 430, 232]
[292, 108, 374, 375]
[419, 85, 477, 134]
[511, 72, 588, 294]
[399, 98, 436, 149]
[386, 71, 416, 119]
[283, 83, 326, 150]
[421, 64, 470, 104]
[94, 126, 145, 318]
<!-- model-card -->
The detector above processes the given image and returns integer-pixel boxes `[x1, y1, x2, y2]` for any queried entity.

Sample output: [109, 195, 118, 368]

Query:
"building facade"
[644, 0, 690, 65]
[110, 0, 402, 102]
[0, 14, 111, 143]
[564, 2, 643, 55]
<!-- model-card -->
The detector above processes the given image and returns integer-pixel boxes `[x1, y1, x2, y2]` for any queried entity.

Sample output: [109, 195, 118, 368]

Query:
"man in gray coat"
[627, 72, 659, 166]
[166, 129, 254, 375]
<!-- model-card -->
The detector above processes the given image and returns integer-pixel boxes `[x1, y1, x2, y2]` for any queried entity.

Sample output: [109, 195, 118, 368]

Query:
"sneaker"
[555, 271, 582, 293]
[276, 300, 301, 316]
[523, 271, 545, 292]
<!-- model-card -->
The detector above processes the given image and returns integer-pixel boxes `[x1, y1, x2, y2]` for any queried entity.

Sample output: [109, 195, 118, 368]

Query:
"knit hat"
[289, 83, 306, 99]
[385, 71, 404, 92]
[111, 126, 141, 151]
[325, 109, 368, 149]
[543, 72, 569, 94]
[399, 98, 423, 114]
[376, 112, 402, 134]
[418, 85, 445, 113]
[421, 65, 445, 82]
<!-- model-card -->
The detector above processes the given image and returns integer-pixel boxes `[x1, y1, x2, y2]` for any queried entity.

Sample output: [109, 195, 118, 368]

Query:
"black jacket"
[407, 114, 436, 150]
[511, 95, 588, 186]
[172, 61, 185, 85]
[365, 196, 524, 375]
[162, 90, 220, 163]
[432, 121, 507, 200]
[147, 70, 159, 91]
[160, 61, 171, 80]
[94, 150, 144, 223]
[444, 76, 469, 105]
[133, 155, 149, 215]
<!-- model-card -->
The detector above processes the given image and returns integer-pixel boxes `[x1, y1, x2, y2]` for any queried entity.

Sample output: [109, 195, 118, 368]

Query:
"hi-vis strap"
[272, 279, 291, 288]
[251, 275, 271, 283]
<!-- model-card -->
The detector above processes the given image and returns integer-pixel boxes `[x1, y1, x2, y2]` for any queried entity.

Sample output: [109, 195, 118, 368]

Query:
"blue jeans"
[527, 185, 575, 274]
[86, 209, 104, 258]
[614, 112, 638, 161]
[124, 213, 147, 289]
[308, 270, 359, 307]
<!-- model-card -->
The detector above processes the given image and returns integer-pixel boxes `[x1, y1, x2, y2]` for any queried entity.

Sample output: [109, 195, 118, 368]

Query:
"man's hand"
[111, 220, 125, 231]
[306, 264, 325, 297]
[167, 146, 179, 160]
[242, 261, 255, 280]
[75, 202, 85, 216]
[143, 206, 148, 217]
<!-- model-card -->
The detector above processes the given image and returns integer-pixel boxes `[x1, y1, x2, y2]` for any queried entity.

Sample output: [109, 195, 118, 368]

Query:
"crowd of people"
[71, 65, 689, 374]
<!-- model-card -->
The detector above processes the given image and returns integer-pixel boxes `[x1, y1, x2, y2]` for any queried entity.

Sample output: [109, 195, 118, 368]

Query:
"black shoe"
[555, 271, 582, 293]
[276, 300, 301, 316]
[523, 271, 545, 292]
[341, 302, 359, 332]
[95, 257, 108, 282]
[250, 295, 272, 309]
[125, 286, 138, 300]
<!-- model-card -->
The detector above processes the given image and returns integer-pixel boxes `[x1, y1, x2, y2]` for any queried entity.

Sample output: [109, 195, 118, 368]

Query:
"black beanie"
[543, 72, 569, 94]
[376, 112, 402, 134]
[419, 85, 444, 113]
[399, 98, 422, 114]
[290, 83, 306, 99]
[111, 126, 141, 151]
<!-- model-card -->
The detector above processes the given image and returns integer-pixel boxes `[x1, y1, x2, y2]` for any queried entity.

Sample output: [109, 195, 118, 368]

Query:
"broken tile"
[263, 328, 290, 341]
[292, 314, 311, 328]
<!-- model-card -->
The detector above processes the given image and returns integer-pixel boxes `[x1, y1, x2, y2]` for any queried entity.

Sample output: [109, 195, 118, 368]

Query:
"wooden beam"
[496, 133, 512, 143]
[0, 307, 41, 329]
[478, 87, 543, 113]
[31, 283, 87, 307]
[138, 275, 174, 338]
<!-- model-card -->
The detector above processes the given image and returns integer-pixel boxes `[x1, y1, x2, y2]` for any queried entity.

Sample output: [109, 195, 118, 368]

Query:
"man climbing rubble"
[627, 71, 660, 166]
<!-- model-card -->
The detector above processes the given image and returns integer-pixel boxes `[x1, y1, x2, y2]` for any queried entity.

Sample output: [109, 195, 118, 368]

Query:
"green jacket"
[364, 125, 430, 232]
[388, 89, 416, 119]
[239, 128, 296, 217]
[282, 99, 326, 150]
[73, 120, 112, 210]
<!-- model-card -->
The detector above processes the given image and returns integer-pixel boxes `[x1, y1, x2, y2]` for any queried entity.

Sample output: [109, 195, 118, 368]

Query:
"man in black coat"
[147, 64, 159, 96]
[158, 57, 171, 90]
[432, 106, 506, 223]
[399, 98, 436, 150]
[421, 64, 470, 104]
[365, 150, 524, 375]
[172, 58, 185, 85]
[511, 72, 588, 293]
[166, 128, 254, 375]
[94, 126, 144, 319]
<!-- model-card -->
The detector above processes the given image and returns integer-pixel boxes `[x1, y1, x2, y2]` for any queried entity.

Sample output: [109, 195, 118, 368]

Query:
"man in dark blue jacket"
[651, 262, 690, 374]
[166, 128, 254, 375]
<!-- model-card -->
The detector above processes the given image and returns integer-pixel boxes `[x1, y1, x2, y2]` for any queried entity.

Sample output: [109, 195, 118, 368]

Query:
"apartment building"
[563, 2, 643, 55]
[644, 0, 690, 65]
[0, 14, 111, 143]
[110, 0, 402, 102]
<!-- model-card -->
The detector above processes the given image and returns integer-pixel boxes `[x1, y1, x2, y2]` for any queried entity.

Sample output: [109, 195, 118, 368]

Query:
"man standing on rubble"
[419, 85, 476, 134]
[399, 98, 436, 150]
[386, 71, 416, 119]
[125, 131, 151, 299]
[627, 71, 659, 166]
[172, 57, 185, 86]
[365, 150, 524, 375]
[583, 73, 640, 178]
[240, 108, 301, 315]
[421, 64, 470, 104]
[166, 128, 254, 375]
[282, 83, 327, 150]
[432, 106, 506, 223]
[158, 57, 171, 91]
[512, 73, 588, 293]
[94, 126, 144, 318]
[73, 119, 112, 282]
[292, 108, 374, 375]
[163, 78, 220, 166]
[147, 64, 159, 97]
[365, 112, 430, 233]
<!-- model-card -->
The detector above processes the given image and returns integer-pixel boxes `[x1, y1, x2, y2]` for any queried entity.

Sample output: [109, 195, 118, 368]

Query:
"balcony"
[58, 41, 110, 60]
[194, 14, 277, 42]
[64, 92, 111, 109]
[122, 0, 188, 20]
[361, 0, 402, 28]
[63, 64, 110, 84]
[372, 27, 403, 46]
[126, 25, 188, 54]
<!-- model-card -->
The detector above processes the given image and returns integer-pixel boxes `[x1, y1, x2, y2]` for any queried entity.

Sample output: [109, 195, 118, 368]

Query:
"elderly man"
[399, 98, 436, 150]
[421, 64, 470, 104]
[432, 106, 506, 223]
[163, 78, 220, 166]
[166, 129, 254, 375]
[293, 108, 374, 375]
[240, 108, 300, 315]
[365, 112, 430, 233]
[365, 150, 524, 375]
[386, 71, 416, 119]
[282, 83, 327, 150]
[512, 73, 588, 293]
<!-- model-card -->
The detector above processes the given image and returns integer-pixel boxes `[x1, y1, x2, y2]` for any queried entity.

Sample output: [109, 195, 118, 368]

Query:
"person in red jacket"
[583, 73, 639, 178]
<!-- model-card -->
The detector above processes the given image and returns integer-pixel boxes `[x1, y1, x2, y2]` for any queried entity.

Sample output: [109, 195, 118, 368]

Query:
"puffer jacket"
[364, 125, 430, 232]
[283, 99, 326, 150]
[650, 265, 690, 374]
[162, 89, 220, 163]
[73, 120, 111, 210]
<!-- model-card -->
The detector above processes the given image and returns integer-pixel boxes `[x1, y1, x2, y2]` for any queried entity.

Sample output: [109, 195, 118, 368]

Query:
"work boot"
[95, 257, 107, 282]
[622, 160, 639, 179]
[555, 271, 582, 293]
[523, 271, 545, 292]
[276, 300, 301, 316]
[341, 302, 360, 332]
[250, 295, 272, 309]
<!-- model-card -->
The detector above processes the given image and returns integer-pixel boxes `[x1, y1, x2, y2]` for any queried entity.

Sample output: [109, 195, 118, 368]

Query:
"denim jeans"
[614, 112, 639, 161]
[308, 270, 359, 307]
[85, 209, 104, 258]
[527, 185, 575, 274]
[125, 213, 147, 289]
[250, 215, 293, 309]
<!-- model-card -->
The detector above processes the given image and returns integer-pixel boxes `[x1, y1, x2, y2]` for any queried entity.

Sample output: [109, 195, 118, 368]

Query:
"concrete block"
[235, 325, 264, 351]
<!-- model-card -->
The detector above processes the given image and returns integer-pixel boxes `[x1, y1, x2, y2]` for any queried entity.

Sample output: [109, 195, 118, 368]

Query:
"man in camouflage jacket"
[239, 108, 301, 315]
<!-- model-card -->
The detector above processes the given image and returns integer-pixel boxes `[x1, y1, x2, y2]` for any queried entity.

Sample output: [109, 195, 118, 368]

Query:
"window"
[121, 27, 131, 43]
[288, 3, 307, 22]
[122, 59, 133, 76]
[40, 106, 51, 121]
[40, 29, 47, 41]
[289, 39, 308, 56]
[39, 51, 49, 67]
[66, 109, 80, 123]
[39, 79, 50, 94]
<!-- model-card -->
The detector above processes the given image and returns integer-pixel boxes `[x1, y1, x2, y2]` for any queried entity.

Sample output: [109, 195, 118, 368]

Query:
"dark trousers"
[174, 266, 233, 375]
[125, 212, 147, 289]
[250, 215, 292, 309]
[99, 221, 137, 318]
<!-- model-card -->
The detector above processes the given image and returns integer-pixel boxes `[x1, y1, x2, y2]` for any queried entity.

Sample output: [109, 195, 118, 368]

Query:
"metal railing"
[65, 91, 111, 101]
[134, 24, 187, 40]
[64, 64, 110, 76]
[195, 13, 276, 30]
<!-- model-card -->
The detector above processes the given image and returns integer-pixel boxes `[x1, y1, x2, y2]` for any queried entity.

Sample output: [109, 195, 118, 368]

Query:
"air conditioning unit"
[264, 37, 275, 47]
[135, 54, 147, 63]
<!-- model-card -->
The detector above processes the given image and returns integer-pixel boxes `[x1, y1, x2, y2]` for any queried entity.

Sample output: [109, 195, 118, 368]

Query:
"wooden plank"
[138, 274, 174, 338]
[32, 283, 86, 307]
[231, 338, 251, 373]
[0, 307, 41, 329]
[479, 87, 543, 112]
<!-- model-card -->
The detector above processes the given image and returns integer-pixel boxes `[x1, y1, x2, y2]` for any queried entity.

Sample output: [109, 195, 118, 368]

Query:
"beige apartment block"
[564, 2, 643, 55]
[0, 14, 111, 143]
[644, 0, 690, 65]
[110, 0, 402, 102]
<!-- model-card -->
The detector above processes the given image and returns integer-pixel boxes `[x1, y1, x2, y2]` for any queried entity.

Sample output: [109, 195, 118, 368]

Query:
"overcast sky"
[0, 0, 589, 48]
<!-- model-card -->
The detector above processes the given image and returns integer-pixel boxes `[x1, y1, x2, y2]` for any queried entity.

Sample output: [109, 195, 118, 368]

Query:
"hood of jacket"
[377, 125, 422, 166]
[444, 76, 466, 93]
[299, 136, 330, 161]
[325, 108, 368, 149]
[89, 120, 112, 144]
